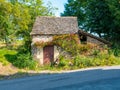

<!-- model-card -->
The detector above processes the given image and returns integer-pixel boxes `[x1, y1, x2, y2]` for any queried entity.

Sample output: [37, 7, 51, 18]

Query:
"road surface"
[0, 66, 120, 90]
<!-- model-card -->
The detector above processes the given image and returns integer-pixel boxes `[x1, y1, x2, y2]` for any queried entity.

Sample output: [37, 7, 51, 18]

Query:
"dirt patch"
[0, 63, 18, 76]
[0, 63, 52, 80]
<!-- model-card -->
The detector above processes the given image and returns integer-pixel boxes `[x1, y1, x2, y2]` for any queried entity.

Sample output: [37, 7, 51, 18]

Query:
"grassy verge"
[0, 48, 17, 65]
[37, 49, 120, 71]
[0, 43, 120, 72]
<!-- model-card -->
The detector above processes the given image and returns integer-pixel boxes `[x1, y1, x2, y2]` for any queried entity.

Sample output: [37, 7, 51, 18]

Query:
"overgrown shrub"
[112, 49, 120, 57]
[72, 52, 120, 69]
[35, 50, 120, 70]
[111, 43, 120, 56]
[58, 55, 69, 67]
[92, 49, 100, 56]
[13, 53, 37, 70]
[34, 34, 93, 56]
[93, 52, 119, 66]
[73, 55, 92, 68]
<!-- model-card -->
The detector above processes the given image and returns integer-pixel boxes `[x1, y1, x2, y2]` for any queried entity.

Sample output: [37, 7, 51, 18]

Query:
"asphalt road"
[0, 66, 120, 90]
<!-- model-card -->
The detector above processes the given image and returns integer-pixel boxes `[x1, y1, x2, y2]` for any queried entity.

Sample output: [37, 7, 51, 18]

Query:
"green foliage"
[113, 49, 120, 57]
[0, 1, 31, 46]
[111, 43, 120, 57]
[1, 45, 119, 71]
[73, 55, 92, 68]
[17, 0, 57, 53]
[61, 0, 86, 28]
[62, 0, 120, 42]
[34, 34, 93, 56]
[5, 52, 38, 70]
[12, 43, 38, 70]
[58, 55, 69, 67]
[39, 49, 120, 70]
[13, 53, 37, 70]
[0, 0, 56, 52]
[86, 0, 113, 37]
[53, 34, 80, 55]
[73, 53, 119, 69]
[96, 53, 119, 66]
[0, 47, 37, 70]
[1, 0, 58, 64]
[92, 49, 100, 56]
[0, 48, 17, 65]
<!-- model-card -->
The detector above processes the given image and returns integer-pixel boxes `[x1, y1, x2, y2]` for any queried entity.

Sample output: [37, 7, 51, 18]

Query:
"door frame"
[43, 45, 54, 64]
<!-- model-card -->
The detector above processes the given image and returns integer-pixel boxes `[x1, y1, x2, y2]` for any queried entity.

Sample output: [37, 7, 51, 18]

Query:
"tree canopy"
[61, 0, 120, 42]
[0, 0, 55, 48]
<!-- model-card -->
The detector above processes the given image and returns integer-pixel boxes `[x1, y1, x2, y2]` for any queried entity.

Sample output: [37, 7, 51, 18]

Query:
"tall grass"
[49, 49, 120, 70]
[0, 47, 38, 70]
[0, 48, 17, 65]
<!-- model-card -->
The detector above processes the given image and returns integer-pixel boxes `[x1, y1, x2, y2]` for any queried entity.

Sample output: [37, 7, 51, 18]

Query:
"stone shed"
[78, 30, 110, 46]
[30, 16, 78, 65]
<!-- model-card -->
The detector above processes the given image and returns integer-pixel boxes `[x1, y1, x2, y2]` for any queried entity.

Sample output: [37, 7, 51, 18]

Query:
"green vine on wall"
[34, 34, 94, 56]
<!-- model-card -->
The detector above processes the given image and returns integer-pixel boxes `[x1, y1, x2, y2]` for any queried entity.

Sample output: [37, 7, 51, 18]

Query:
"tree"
[0, 0, 56, 49]
[107, 0, 120, 41]
[0, 1, 15, 46]
[0, 0, 31, 46]
[15, 0, 56, 52]
[61, 0, 120, 42]
[86, 0, 114, 39]
[61, 0, 87, 29]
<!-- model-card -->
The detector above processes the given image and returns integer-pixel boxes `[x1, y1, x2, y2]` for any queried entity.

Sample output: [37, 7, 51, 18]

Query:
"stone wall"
[31, 45, 62, 65]
[31, 35, 53, 44]
[31, 35, 53, 65]
[54, 46, 60, 61]
[32, 35, 104, 65]
[31, 46, 43, 64]
[31, 44, 71, 65]
[31, 35, 70, 65]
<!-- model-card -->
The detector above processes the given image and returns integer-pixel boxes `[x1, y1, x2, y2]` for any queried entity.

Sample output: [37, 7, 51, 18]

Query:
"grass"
[0, 40, 38, 70]
[0, 48, 17, 65]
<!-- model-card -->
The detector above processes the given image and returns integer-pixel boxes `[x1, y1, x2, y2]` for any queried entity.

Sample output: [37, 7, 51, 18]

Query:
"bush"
[73, 55, 92, 68]
[13, 53, 37, 70]
[73, 52, 120, 69]
[58, 55, 69, 67]
[113, 49, 120, 57]
[93, 52, 119, 66]
[92, 49, 100, 56]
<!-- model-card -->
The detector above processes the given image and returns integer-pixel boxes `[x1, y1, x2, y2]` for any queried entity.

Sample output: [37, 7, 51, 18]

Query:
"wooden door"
[43, 45, 54, 64]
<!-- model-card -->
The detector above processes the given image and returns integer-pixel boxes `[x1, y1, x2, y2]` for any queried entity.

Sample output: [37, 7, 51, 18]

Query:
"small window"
[80, 35, 87, 44]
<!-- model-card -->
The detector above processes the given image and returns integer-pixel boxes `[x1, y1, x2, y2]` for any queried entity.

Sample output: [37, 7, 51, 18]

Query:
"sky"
[43, 0, 68, 16]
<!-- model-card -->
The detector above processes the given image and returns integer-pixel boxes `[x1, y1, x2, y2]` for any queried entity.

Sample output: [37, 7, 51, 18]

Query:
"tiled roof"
[31, 16, 78, 35]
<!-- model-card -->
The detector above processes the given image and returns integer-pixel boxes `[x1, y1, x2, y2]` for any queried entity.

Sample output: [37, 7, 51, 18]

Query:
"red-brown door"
[43, 45, 54, 64]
